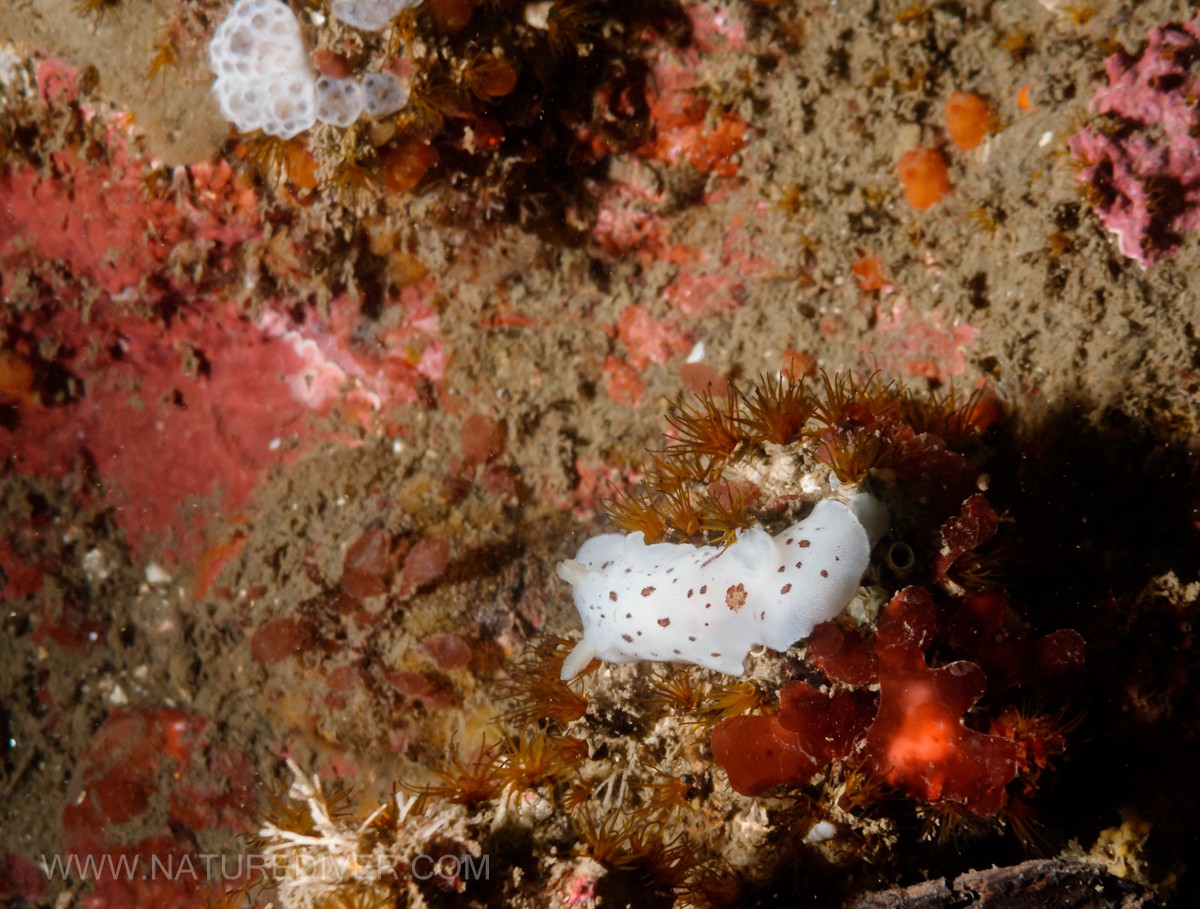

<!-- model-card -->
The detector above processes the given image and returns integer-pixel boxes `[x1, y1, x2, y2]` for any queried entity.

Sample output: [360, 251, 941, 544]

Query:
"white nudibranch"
[557, 492, 888, 680]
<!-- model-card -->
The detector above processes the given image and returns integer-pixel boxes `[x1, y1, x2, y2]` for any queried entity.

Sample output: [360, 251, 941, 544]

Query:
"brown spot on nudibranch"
[820, 569, 829, 577]
[781, 583, 792, 594]
[799, 539, 811, 548]
[621, 633, 634, 643]
[657, 618, 671, 627]
[641, 586, 656, 597]
[725, 583, 748, 612]
[609, 591, 618, 601]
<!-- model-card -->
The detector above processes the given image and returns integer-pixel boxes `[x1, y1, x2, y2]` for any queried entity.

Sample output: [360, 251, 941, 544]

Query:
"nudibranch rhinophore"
[557, 492, 888, 680]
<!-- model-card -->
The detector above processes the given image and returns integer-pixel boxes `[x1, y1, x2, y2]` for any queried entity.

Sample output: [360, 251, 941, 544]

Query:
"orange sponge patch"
[945, 91, 994, 151]
[897, 147, 951, 210]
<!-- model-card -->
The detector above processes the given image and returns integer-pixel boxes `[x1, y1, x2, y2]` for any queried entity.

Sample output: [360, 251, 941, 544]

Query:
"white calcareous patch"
[361, 72, 409, 117]
[208, 0, 317, 139]
[330, 0, 421, 32]
[557, 493, 887, 680]
[315, 76, 364, 127]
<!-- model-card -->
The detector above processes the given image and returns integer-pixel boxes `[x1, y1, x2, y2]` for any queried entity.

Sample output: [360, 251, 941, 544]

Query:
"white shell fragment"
[557, 493, 887, 680]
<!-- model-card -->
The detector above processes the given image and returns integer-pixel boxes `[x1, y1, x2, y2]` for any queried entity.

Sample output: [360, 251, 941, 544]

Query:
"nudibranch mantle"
[557, 492, 887, 680]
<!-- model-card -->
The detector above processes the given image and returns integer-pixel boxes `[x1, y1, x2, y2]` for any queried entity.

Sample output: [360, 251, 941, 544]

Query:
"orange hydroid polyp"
[897, 147, 951, 210]
[944, 91, 993, 151]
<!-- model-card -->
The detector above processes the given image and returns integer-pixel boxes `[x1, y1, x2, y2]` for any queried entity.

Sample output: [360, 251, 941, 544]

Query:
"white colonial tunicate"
[362, 72, 409, 117]
[557, 492, 887, 680]
[331, 0, 422, 32]
[315, 76, 365, 127]
[208, 0, 317, 139]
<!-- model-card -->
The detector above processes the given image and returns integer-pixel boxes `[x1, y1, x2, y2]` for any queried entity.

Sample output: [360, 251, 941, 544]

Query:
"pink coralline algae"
[0, 304, 323, 556]
[867, 299, 977, 384]
[637, 5, 749, 178]
[60, 707, 255, 909]
[259, 282, 447, 419]
[2, 69, 258, 302]
[616, 305, 692, 370]
[1068, 17, 1200, 267]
